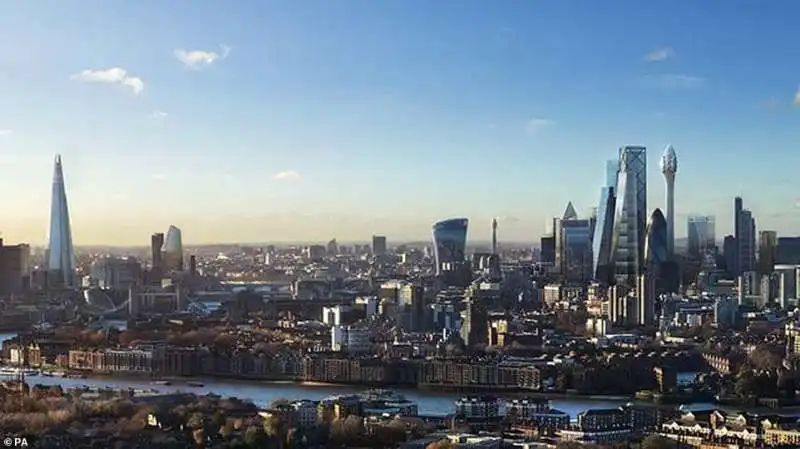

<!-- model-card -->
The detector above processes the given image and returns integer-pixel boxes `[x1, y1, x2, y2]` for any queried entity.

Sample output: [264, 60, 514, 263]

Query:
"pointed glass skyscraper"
[47, 154, 76, 286]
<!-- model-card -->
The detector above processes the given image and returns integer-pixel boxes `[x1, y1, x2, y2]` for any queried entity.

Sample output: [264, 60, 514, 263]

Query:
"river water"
[0, 333, 710, 417]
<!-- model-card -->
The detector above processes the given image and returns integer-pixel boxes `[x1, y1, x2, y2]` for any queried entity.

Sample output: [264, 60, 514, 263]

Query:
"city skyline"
[2, 2, 800, 245]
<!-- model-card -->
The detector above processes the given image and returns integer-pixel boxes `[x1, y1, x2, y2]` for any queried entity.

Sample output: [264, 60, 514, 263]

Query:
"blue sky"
[0, 1, 799, 245]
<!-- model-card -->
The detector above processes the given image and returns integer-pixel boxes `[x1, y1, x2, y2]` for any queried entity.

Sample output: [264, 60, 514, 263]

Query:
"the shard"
[47, 154, 76, 286]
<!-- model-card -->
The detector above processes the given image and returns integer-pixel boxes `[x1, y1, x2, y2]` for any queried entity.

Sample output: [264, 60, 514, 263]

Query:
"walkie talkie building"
[432, 218, 469, 275]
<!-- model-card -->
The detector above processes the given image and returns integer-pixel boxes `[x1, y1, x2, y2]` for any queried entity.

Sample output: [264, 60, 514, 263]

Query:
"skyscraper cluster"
[587, 145, 677, 326]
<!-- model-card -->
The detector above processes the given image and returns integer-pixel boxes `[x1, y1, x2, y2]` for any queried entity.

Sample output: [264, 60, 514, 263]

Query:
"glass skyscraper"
[645, 209, 669, 267]
[163, 225, 184, 271]
[687, 215, 716, 258]
[432, 218, 468, 275]
[47, 154, 76, 287]
[605, 159, 619, 189]
[640, 208, 669, 325]
[611, 146, 647, 286]
[734, 197, 756, 276]
[592, 186, 616, 282]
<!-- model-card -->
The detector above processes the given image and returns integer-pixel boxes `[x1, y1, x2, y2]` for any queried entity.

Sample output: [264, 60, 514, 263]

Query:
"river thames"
[0, 333, 712, 417]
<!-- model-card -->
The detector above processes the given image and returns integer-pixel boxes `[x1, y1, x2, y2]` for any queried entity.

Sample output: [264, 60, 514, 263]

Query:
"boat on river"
[0, 367, 39, 376]
[186, 381, 205, 387]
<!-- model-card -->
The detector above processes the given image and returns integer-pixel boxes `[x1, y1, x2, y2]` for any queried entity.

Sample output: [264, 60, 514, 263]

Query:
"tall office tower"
[540, 235, 556, 264]
[188, 255, 197, 276]
[491, 218, 498, 255]
[432, 218, 469, 275]
[734, 197, 742, 274]
[47, 154, 76, 287]
[686, 216, 716, 259]
[150, 233, 165, 272]
[734, 197, 756, 276]
[660, 145, 678, 257]
[461, 287, 488, 347]
[723, 235, 737, 276]
[758, 230, 778, 275]
[611, 146, 647, 286]
[372, 235, 387, 256]
[0, 239, 31, 296]
[555, 202, 593, 282]
[163, 225, 184, 272]
[592, 161, 619, 283]
[605, 160, 619, 188]
[639, 209, 669, 326]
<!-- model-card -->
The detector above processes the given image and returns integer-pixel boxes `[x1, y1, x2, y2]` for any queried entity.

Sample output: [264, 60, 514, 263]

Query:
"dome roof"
[660, 145, 678, 174]
[645, 208, 669, 265]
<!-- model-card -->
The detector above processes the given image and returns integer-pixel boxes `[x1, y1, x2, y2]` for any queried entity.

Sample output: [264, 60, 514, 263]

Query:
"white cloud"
[794, 88, 800, 106]
[644, 74, 705, 89]
[150, 111, 168, 119]
[152, 174, 168, 181]
[526, 118, 555, 134]
[174, 44, 231, 70]
[70, 67, 144, 94]
[0, 129, 11, 137]
[273, 170, 301, 181]
[644, 47, 675, 62]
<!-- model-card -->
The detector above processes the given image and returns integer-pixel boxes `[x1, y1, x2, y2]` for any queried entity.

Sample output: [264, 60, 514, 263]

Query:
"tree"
[187, 412, 206, 430]
[244, 426, 265, 446]
[642, 435, 677, 449]
[735, 368, 756, 398]
[263, 414, 284, 439]
[212, 410, 227, 429]
[506, 406, 519, 424]
[192, 428, 205, 447]
[219, 421, 234, 440]
[556, 443, 603, 449]
[269, 398, 290, 409]
[426, 439, 453, 449]
[329, 416, 364, 444]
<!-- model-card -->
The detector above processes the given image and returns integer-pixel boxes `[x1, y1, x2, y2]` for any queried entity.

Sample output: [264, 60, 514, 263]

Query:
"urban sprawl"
[1, 148, 799, 448]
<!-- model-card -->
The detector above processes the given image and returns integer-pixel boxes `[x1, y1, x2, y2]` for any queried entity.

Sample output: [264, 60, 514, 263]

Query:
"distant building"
[46, 155, 76, 287]
[660, 145, 678, 257]
[734, 197, 756, 276]
[454, 396, 501, 419]
[776, 237, 800, 265]
[611, 146, 647, 286]
[758, 231, 778, 275]
[432, 218, 469, 276]
[714, 296, 738, 328]
[639, 209, 668, 326]
[163, 225, 184, 272]
[592, 185, 616, 283]
[461, 287, 488, 346]
[372, 235, 387, 256]
[150, 233, 164, 272]
[90, 257, 142, 290]
[723, 235, 737, 277]
[554, 202, 593, 282]
[540, 235, 556, 264]
[0, 239, 30, 296]
[687, 215, 716, 260]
